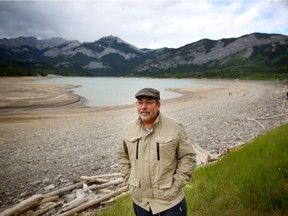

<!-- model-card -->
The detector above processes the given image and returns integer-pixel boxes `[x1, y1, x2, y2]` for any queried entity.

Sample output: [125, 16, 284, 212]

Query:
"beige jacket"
[117, 113, 196, 214]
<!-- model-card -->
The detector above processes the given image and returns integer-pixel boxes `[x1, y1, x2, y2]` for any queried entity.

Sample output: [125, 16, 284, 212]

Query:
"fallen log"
[81, 173, 122, 179]
[58, 196, 94, 214]
[57, 186, 129, 216]
[0, 175, 126, 216]
[193, 143, 219, 165]
[89, 178, 123, 191]
[256, 113, 288, 120]
[193, 143, 209, 165]
[80, 176, 110, 184]
[0, 194, 44, 216]
[247, 118, 265, 129]
[43, 182, 83, 198]
[34, 202, 61, 216]
[39, 195, 59, 205]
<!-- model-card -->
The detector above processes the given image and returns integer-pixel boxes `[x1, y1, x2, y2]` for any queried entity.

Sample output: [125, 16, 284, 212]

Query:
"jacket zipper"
[136, 138, 140, 160]
[156, 142, 160, 161]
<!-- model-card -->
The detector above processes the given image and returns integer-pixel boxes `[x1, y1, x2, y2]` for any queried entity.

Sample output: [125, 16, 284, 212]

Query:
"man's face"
[136, 97, 160, 123]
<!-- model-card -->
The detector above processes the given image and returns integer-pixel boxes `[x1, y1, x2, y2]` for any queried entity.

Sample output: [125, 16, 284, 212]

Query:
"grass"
[98, 124, 288, 216]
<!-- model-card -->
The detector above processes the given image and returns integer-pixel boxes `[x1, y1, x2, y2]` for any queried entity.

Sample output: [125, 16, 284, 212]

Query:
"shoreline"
[0, 76, 87, 112]
[0, 76, 215, 116]
[0, 77, 249, 112]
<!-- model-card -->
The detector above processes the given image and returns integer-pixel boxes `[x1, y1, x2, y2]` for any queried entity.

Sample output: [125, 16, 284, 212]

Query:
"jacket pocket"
[158, 177, 172, 189]
[129, 175, 140, 187]
[126, 136, 142, 161]
[128, 176, 142, 199]
[155, 136, 173, 144]
[156, 177, 180, 201]
[155, 136, 177, 161]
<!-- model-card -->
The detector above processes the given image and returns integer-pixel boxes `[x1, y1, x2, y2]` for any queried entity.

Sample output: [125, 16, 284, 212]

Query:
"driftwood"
[247, 113, 288, 129]
[89, 178, 124, 191]
[43, 182, 83, 198]
[0, 194, 44, 216]
[194, 112, 288, 165]
[34, 202, 61, 216]
[39, 195, 59, 205]
[247, 118, 265, 129]
[58, 186, 128, 216]
[80, 176, 110, 184]
[194, 140, 248, 166]
[256, 113, 288, 120]
[81, 173, 122, 179]
[0, 173, 126, 216]
[59, 196, 93, 214]
[193, 143, 210, 165]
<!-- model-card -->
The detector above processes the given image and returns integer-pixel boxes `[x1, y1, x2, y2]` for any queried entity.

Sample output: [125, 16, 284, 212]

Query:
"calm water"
[38, 77, 216, 107]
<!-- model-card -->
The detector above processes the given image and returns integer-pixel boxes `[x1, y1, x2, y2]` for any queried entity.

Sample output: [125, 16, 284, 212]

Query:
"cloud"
[0, 0, 287, 49]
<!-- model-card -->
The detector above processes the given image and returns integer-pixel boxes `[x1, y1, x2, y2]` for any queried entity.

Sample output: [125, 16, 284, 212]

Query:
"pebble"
[44, 184, 55, 192]
[20, 191, 28, 198]
[42, 177, 50, 185]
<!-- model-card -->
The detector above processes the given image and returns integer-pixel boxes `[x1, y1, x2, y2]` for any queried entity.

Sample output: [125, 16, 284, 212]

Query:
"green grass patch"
[97, 195, 134, 216]
[189, 124, 288, 215]
[98, 124, 288, 216]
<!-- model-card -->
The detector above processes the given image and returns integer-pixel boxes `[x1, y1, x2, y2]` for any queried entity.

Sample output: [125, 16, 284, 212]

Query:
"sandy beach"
[0, 77, 287, 209]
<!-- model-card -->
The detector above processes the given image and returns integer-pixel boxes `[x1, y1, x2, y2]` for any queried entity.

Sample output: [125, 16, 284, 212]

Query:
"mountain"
[0, 33, 287, 79]
[0, 35, 149, 76]
[134, 33, 288, 79]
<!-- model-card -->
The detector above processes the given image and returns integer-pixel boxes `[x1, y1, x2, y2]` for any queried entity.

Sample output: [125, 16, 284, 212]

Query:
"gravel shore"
[0, 78, 287, 210]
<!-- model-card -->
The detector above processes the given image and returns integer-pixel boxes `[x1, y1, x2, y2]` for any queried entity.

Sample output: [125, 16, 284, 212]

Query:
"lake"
[38, 77, 217, 107]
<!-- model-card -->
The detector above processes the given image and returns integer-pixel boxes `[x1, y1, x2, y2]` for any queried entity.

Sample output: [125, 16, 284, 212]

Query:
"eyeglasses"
[136, 101, 156, 106]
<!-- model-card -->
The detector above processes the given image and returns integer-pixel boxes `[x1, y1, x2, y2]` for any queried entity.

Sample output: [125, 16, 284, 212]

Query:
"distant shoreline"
[0, 76, 249, 113]
[0, 76, 282, 119]
[0, 76, 86, 113]
[33, 76, 226, 108]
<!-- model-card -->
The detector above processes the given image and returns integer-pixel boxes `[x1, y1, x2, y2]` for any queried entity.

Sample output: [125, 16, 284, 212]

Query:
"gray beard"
[140, 114, 152, 122]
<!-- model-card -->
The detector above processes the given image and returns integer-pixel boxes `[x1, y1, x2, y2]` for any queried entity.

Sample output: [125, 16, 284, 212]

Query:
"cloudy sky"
[0, 0, 287, 49]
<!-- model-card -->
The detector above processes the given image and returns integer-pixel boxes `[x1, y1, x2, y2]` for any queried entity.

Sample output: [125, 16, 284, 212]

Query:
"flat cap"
[135, 88, 160, 100]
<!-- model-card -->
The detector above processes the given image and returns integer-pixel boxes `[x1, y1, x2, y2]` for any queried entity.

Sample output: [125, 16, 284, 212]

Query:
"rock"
[42, 177, 50, 185]
[44, 184, 55, 192]
[20, 191, 29, 198]
[65, 193, 76, 203]
[53, 174, 63, 182]
[30, 180, 42, 186]
[20, 210, 34, 216]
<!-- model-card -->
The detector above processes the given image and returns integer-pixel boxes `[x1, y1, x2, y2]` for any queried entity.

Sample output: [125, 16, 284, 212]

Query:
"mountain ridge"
[0, 33, 287, 79]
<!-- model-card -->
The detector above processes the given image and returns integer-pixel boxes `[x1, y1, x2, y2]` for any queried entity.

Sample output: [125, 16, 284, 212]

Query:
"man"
[117, 88, 196, 216]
